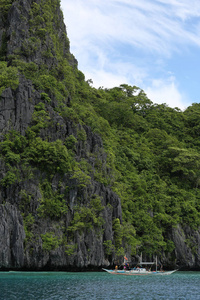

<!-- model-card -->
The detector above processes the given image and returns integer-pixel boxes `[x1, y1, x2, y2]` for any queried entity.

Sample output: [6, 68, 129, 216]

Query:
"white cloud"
[84, 60, 147, 89]
[61, 0, 199, 109]
[62, 0, 200, 54]
[145, 77, 188, 110]
[156, 0, 200, 20]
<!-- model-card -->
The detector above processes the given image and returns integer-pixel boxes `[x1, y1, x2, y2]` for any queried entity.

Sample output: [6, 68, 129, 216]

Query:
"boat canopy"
[139, 262, 155, 265]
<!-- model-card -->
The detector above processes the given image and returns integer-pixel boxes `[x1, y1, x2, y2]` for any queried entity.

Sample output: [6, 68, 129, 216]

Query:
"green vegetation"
[103, 240, 115, 256]
[0, 170, 19, 186]
[24, 137, 73, 174]
[0, 0, 14, 21]
[65, 80, 200, 256]
[0, 62, 19, 94]
[41, 232, 61, 252]
[22, 213, 35, 245]
[65, 243, 77, 256]
[38, 180, 68, 218]
[1, 0, 200, 261]
[67, 195, 105, 233]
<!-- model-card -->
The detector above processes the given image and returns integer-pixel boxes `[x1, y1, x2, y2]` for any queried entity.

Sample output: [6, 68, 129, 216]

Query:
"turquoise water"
[0, 271, 200, 300]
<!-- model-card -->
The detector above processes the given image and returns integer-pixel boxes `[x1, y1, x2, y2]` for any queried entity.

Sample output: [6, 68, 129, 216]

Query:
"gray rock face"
[0, 0, 121, 270]
[0, 74, 122, 270]
[0, 78, 36, 136]
[0, 203, 25, 269]
[171, 225, 200, 270]
[5, 0, 77, 67]
[157, 224, 200, 270]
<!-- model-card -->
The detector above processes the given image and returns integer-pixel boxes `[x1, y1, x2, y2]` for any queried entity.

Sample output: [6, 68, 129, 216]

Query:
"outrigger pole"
[139, 253, 158, 271]
[156, 255, 157, 272]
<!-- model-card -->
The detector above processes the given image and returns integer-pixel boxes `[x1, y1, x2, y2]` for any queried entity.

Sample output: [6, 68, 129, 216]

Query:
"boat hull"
[102, 269, 177, 276]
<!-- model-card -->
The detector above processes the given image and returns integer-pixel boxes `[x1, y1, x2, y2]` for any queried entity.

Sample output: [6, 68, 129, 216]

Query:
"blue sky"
[61, 0, 200, 110]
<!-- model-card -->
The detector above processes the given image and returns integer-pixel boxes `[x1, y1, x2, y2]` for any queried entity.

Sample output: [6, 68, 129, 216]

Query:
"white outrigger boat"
[103, 268, 177, 276]
[103, 256, 177, 276]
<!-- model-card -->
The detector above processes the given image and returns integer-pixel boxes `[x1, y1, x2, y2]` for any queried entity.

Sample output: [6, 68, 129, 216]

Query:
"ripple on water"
[0, 271, 200, 300]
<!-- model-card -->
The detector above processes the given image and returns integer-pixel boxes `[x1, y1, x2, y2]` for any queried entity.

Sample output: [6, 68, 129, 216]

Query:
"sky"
[60, 0, 200, 111]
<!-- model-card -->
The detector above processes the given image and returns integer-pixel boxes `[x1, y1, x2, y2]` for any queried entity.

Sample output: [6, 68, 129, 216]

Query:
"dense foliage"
[65, 82, 200, 256]
[0, 0, 200, 261]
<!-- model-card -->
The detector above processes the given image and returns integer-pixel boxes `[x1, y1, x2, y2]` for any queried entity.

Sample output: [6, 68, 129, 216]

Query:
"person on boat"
[115, 265, 118, 271]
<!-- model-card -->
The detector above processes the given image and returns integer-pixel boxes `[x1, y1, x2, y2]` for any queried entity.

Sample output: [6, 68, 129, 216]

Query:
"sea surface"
[0, 271, 199, 300]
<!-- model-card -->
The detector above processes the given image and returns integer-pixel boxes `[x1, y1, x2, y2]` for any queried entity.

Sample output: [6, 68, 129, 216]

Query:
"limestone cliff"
[0, 0, 122, 270]
[0, 0, 200, 271]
